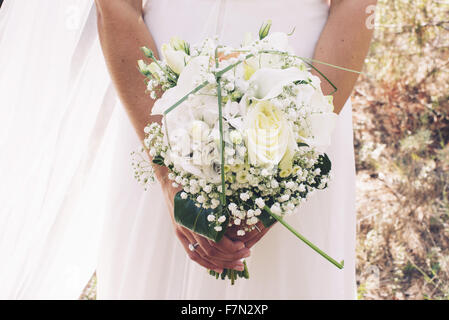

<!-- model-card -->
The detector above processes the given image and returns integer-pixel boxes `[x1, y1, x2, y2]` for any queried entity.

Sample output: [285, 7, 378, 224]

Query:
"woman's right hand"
[153, 164, 251, 273]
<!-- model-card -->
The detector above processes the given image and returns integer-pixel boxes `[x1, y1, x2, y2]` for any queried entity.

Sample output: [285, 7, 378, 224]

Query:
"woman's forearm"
[313, 0, 377, 113]
[95, 0, 159, 140]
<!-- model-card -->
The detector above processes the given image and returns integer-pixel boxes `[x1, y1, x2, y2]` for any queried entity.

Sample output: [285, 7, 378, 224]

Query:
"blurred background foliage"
[353, 0, 449, 300]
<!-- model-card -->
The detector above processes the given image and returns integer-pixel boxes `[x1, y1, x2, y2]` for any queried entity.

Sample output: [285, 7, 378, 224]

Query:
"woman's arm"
[95, 0, 157, 140]
[95, 0, 249, 272]
[313, 0, 377, 113]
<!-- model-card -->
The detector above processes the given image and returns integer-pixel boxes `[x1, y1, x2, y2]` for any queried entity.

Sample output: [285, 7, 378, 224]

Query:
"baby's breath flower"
[270, 203, 282, 215]
[204, 185, 212, 193]
[228, 203, 238, 212]
[255, 198, 265, 209]
[240, 192, 250, 201]
[285, 181, 295, 189]
[237, 230, 246, 236]
[211, 199, 220, 209]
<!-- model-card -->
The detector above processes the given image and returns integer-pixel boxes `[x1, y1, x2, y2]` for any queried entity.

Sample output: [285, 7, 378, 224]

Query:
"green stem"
[215, 48, 227, 213]
[231, 49, 365, 95]
[258, 50, 364, 75]
[163, 81, 209, 115]
[264, 206, 345, 269]
[257, 50, 339, 94]
[300, 58, 338, 95]
[215, 54, 255, 78]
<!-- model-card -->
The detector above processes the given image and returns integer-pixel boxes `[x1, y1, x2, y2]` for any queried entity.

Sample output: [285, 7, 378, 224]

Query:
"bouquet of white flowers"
[133, 21, 344, 284]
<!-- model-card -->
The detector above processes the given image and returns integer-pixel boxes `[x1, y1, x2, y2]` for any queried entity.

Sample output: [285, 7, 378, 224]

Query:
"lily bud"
[161, 43, 189, 74]
[141, 46, 155, 58]
[137, 60, 151, 76]
[170, 36, 190, 55]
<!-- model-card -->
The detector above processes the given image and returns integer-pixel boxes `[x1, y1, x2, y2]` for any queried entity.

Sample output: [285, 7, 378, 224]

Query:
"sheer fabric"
[0, 0, 113, 299]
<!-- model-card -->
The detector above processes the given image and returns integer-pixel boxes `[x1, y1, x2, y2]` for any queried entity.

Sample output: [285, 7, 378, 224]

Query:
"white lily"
[244, 32, 294, 79]
[151, 56, 209, 116]
[299, 85, 338, 152]
[301, 113, 338, 153]
[247, 67, 309, 101]
[161, 43, 189, 75]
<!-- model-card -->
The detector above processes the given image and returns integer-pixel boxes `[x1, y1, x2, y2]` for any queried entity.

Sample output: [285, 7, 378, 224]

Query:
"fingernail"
[243, 250, 251, 258]
[214, 269, 223, 273]
[236, 242, 245, 249]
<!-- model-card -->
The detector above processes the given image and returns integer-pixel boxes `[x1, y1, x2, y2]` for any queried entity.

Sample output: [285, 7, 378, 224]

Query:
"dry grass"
[353, 0, 449, 300]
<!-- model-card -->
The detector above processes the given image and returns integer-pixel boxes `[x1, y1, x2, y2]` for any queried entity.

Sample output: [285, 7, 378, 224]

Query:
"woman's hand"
[153, 164, 251, 273]
[226, 221, 273, 249]
[175, 225, 250, 273]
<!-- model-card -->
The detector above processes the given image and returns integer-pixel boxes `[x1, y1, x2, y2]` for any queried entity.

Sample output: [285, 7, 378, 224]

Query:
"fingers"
[176, 228, 223, 273]
[245, 225, 271, 248]
[208, 235, 245, 253]
[194, 234, 250, 265]
[176, 227, 246, 271]
[238, 224, 264, 243]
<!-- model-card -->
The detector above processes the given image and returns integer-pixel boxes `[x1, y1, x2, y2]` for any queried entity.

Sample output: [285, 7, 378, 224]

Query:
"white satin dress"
[97, 0, 356, 300]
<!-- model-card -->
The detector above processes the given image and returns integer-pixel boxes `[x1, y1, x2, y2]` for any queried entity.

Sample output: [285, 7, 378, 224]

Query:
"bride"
[0, 0, 374, 299]
[94, 0, 375, 299]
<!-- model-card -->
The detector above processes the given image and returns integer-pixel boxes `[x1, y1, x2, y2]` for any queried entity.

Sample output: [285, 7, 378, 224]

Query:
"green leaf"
[152, 155, 165, 166]
[317, 153, 332, 176]
[257, 209, 277, 228]
[174, 191, 228, 242]
[308, 153, 332, 189]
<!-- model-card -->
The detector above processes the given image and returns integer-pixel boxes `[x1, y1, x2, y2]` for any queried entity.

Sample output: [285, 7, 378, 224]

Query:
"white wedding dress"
[96, 0, 356, 300]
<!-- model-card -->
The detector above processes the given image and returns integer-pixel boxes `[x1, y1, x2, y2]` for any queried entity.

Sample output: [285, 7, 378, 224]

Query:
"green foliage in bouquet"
[174, 191, 228, 242]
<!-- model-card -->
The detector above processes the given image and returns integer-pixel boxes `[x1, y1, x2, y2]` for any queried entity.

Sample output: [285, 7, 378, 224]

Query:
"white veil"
[0, 0, 118, 299]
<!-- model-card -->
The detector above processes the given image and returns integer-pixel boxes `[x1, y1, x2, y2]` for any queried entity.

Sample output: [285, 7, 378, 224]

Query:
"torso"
[143, 0, 330, 58]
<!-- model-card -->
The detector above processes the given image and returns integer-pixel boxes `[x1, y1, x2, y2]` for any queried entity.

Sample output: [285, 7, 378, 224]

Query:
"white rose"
[244, 100, 297, 167]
